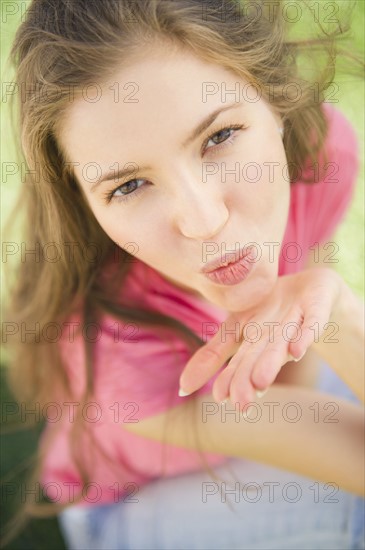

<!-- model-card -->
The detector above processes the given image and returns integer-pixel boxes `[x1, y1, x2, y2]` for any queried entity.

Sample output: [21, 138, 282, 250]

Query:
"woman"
[3, 0, 364, 548]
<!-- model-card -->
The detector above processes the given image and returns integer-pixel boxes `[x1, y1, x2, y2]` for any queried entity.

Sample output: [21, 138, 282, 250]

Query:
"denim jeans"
[58, 362, 365, 550]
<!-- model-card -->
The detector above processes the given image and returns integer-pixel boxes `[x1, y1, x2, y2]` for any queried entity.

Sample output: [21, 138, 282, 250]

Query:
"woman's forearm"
[125, 384, 365, 496]
[311, 277, 364, 404]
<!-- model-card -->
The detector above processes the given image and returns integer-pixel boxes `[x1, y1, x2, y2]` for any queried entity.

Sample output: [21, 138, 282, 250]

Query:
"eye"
[202, 123, 245, 155]
[103, 122, 246, 204]
[103, 178, 147, 205]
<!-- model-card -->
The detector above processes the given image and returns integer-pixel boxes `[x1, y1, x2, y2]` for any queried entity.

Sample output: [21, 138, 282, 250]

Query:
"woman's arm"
[124, 383, 365, 497]
[311, 275, 365, 404]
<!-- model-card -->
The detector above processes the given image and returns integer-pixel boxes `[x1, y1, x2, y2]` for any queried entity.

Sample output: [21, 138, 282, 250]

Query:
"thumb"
[178, 315, 241, 396]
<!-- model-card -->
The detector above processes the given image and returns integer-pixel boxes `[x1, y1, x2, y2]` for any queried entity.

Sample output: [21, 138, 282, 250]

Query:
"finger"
[227, 344, 296, 411]
[251, 344, 291, 391]
[251, 312, 303, 390]
[289, 297, 332, 360]
[212, 335, 267, 403]
[179, 314, 242, 395]
[229, 348, 265, 408]
[211, 362, 236, 403]
[228, 358, 258, 412]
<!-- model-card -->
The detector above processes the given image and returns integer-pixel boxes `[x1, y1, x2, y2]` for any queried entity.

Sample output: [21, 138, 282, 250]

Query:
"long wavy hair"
[2, 0, 363, 544]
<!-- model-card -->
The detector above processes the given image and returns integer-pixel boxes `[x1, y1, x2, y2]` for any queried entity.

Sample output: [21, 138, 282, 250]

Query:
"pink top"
[40, 103, 359, 506]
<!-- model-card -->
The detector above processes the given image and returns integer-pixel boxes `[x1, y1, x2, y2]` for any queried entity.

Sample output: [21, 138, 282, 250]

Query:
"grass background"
[1, 1, 364, 548]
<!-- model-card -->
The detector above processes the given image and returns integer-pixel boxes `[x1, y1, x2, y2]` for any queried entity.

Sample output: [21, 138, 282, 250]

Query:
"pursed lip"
[200, 245, 254, 274]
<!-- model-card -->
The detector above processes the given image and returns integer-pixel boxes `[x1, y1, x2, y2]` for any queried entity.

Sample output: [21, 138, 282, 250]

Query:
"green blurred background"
[1, 0, 364, 548]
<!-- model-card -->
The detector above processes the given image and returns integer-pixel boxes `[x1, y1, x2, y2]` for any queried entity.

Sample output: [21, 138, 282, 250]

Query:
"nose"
[172, 178, 229, 240]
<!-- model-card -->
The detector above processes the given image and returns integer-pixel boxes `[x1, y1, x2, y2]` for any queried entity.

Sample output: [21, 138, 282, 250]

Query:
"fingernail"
[220, 399, 228, 405]
[178, 388, 191, 397]
[256, 389, 268, 398]
[293, 351, 306, 362]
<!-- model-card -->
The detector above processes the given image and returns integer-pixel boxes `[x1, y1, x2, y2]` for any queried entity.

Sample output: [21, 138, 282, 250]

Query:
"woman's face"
[58, 45, 290, 312]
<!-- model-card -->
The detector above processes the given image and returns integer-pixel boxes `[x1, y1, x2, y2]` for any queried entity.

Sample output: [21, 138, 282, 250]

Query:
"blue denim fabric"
[58, 362, 365, 550]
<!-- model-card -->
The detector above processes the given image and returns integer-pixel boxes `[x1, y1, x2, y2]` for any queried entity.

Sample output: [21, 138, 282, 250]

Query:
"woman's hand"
[179, 267, 343, 412]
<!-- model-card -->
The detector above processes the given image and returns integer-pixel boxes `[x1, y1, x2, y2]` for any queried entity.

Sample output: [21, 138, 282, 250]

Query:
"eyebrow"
[91, 102, 242, 192]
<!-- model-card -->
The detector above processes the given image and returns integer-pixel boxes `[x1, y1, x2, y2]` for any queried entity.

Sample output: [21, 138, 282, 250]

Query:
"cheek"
[228, 142, 290, 238]
[84, 201, 131, 244]
[91, 205, 167, 259]
[255, 141, 289, 208]
[228, 148, 288, 213]
[232, 125, 288, 188]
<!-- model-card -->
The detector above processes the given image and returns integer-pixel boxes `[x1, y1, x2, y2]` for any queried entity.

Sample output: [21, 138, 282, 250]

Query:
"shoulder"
[304, 104, 359, 239]
[321, 102, 359, 150]
[299, 102, 360, 190]
[305, 103, 359, 195]
[280, 104, 360, 274]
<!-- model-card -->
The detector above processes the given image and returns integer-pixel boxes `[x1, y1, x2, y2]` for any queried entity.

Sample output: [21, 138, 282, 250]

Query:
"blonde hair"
[2, 0, 363, 544]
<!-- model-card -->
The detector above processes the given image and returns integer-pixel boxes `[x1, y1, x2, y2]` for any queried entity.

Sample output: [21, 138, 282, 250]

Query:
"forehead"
[59, 49, 247, 136]
[56, 46, 272, 175]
